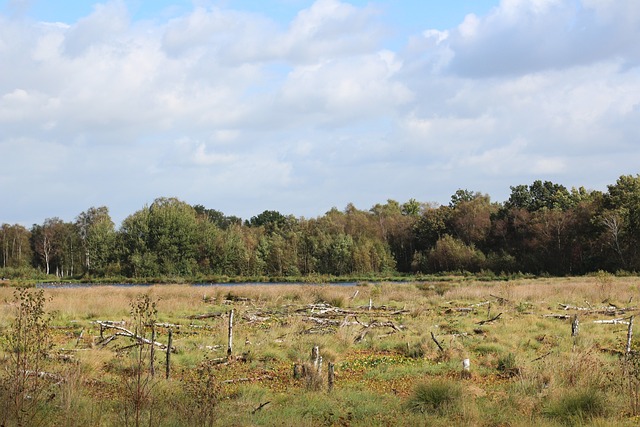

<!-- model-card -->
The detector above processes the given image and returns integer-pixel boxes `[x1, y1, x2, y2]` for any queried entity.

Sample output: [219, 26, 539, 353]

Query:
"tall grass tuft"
[406, 379, 462, 415]
[543, 389, 607, 425]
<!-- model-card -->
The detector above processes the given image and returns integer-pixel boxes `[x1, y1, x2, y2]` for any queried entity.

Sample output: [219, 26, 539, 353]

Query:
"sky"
[1, 0, 639, 227]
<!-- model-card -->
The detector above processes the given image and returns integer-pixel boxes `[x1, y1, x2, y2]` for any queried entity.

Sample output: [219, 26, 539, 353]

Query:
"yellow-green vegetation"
[2, 277, 640, 426]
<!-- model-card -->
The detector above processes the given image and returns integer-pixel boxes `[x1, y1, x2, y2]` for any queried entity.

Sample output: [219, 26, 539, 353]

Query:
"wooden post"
[571, 314, 579, 337]
[461, 358, 471, 379]
[328, 362, 335, 392]
[627, 315, 635, 355]
[150, 327, 156, 377]
[368, 298, 373, 311]
[227, 309, 235, 359]
[165, 329, 172, 380]
[317, 356, 323, 375]
[312, 345, 320, 370]
[293, 363, 301, 379]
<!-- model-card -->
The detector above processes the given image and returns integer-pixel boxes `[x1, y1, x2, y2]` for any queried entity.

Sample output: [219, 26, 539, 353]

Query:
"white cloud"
[1, 0, 640, 225]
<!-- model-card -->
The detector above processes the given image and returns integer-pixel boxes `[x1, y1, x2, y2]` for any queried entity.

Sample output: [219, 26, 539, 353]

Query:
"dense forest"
[2, 174, 640, 280]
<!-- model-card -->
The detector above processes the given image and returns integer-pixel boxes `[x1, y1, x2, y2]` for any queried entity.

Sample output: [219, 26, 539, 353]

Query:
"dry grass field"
[2, 276, 640, 426]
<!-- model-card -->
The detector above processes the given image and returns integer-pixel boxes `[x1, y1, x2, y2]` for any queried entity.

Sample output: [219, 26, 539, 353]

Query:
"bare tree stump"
[461, 358, 471, 379]
[571, 314, 579, 337]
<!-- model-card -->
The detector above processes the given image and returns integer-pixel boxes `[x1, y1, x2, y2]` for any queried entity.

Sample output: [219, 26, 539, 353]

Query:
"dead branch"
[252, 401, 271, 414]
[476, 313, 502, 325]
[95, 321, 175, 353]
[431, 331, 444, 352]
[531, 351, 553, 362]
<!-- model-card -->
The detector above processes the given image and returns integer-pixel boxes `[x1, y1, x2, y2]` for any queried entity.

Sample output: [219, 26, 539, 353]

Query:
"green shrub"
[406, 379, 462, 415]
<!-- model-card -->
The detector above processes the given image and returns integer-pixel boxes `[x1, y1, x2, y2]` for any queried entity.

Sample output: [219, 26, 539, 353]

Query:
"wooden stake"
[312, 345, 320, 370]
[627, 315, 634, 355]
[328, 362, 335, 392]
[150, 327, 156, 377]
[165, 329, 172, 380]
[571, 314, 579, 337]
[227, 309, 235, 359]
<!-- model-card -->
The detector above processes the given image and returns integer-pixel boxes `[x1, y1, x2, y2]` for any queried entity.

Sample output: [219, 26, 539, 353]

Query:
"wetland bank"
[2, 276, 640, 426]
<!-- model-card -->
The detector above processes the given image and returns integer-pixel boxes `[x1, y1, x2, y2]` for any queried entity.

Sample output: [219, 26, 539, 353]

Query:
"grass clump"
[406, 379, 462, 415]
[543, 389, 607, 425]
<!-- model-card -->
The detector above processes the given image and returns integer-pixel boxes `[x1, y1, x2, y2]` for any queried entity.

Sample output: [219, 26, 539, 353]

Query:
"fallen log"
[593, 318, 630, 325]
[221, 374, 273, 384]
[544, 314, 571, 320]
[186, 312, 225, 320]
[96, 321, 175, 353]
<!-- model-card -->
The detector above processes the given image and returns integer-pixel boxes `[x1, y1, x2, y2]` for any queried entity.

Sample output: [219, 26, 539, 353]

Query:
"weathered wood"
[544, 314, 571, 320]
[328, 362, 335, 392]
[293, 363, 301, 379]
[75, 328, 85, 347]
[186, 312, 224, 320]
[220, 375, 273, 384]
[627, 315, 634, 355]
[476, 312, 502, 325]
[95, 321, 171, 351]
[593, 318, 630, 325]
[227, 309, 234, 359]
[571, 314, 579, 337]
[461, 358, 471, 379]
[252, 401, 271, 414]
[431, 331, 444, 352]
[312, 345, 320, 370]
[531, 351, 553, 362]
[166, 329, 173, 380]
[150, 327, 156, 377]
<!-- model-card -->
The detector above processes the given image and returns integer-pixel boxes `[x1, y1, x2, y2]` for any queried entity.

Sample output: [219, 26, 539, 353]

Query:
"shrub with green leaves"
[1, 288, 52, 427]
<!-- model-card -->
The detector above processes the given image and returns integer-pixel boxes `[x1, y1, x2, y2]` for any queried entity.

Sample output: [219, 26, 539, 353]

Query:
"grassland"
[2, 276, 640, 426]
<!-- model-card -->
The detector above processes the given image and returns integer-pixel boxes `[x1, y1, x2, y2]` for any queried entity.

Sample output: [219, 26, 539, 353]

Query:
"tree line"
[2, 174, 640, 280]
